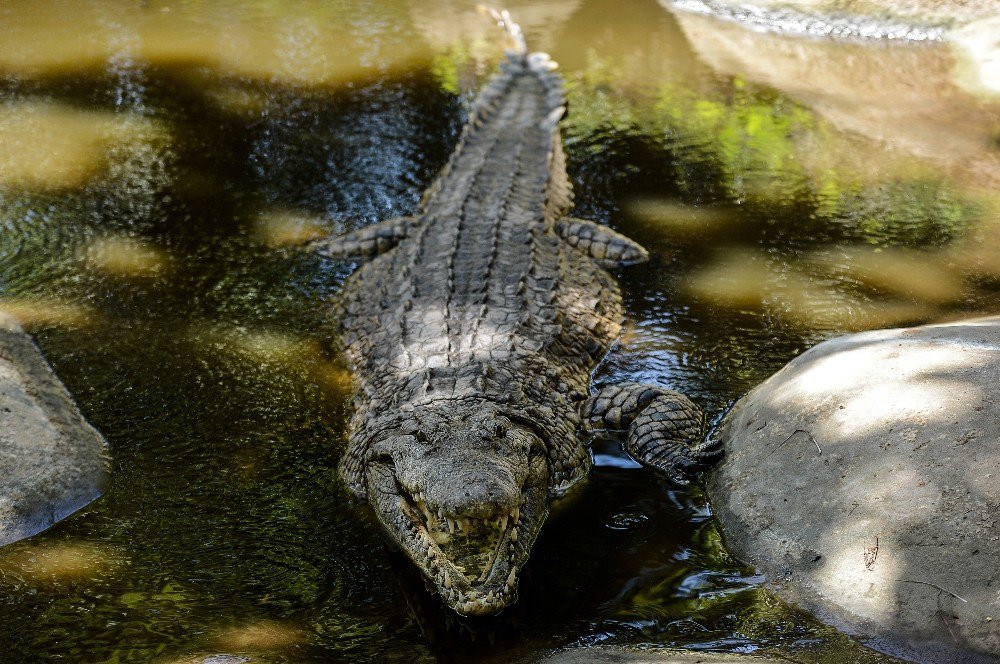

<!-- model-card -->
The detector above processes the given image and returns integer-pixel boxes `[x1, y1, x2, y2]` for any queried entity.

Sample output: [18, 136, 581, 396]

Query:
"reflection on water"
[0, 0, 997, 662]
[673, 11, 1000, 189]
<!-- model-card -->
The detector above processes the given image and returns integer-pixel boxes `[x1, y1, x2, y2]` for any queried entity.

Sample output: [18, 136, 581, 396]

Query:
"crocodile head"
[362, 406, 548, 616]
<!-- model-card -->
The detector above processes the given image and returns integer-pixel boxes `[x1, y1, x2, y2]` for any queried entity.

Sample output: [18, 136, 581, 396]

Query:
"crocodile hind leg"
[555, 218, 649, 268]
[582, 382, 722, 483]
[308, 216, 416, 259]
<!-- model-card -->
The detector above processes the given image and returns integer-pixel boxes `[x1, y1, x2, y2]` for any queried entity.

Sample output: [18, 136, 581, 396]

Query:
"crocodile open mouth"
[365, 453, 548, 616]
[404, 490, 518, 586]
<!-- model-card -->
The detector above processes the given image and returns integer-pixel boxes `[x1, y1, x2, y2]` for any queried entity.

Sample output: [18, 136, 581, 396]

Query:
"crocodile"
[312, 11, 721, 617]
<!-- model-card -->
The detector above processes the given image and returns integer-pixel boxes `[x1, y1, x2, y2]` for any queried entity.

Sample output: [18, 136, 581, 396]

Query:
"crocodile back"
[338, 51, 623, 495]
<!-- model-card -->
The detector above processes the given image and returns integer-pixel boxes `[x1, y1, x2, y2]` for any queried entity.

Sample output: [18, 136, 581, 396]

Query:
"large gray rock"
[710, 317, 1000, 662]
[0, 310, 109, 546]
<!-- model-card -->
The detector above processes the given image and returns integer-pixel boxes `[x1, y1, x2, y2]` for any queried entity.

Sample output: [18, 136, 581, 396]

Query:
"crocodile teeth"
[444, 571, 452, 589]
[512, 506, 520, 524]
[511, 527, 518, 542]
[486, 590, 495, 603]
[507, 568, 517, 588]
[446, 518, 455, 533]
[500, 515, 508, 531]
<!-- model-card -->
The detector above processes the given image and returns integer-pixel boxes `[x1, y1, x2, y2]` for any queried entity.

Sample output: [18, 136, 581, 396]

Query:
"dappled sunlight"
[683, 249, 940, 331]
[683, 248, 774, 309]
[0, 0, 431, 86]
[201, 85, 273, 117]
[210, 620, 309, 651]
[833, 379, 977, 438]
[0, 297, 97, 329]
[186, 324, 324, 370]
[774, 339, 987, 421]
[810, 530, 902, 627]
[786, 337, 985, 391]
[817, 300, 936, 332]
[312, 362, 354, 397]
[770, 280, 935, 332]
[0, 540, 126, 586]
[184, 323, 358, 409]
[83, 235, 172, 278]
[804, 247, 966, 305]
[625, 198, 741, 241]
[0, 101, 165, 191]
[951, 238, 1000, 279]
[253, 210, 329, 249]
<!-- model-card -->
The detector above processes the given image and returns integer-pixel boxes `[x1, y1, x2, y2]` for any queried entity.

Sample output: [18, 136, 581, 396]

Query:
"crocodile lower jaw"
[365, 454, 547, 616]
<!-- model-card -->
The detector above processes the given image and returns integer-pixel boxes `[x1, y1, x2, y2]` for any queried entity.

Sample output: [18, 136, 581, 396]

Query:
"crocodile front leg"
[308, 216, 416, 259]
[555, 218, 649, 268]
[582, 382, 722, 483]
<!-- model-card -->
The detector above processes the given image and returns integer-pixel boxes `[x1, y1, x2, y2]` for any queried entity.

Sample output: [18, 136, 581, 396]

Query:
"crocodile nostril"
[440, 478, 519, 520]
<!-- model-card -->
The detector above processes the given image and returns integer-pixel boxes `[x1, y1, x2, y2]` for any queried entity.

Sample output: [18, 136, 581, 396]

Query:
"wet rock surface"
[0, 310, 109, 546]
[709, 317, 1000, 662]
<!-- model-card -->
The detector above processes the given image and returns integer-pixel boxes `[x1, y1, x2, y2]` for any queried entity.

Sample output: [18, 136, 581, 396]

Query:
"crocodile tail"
[479, 12, 572, 219]
[480, 6, 528, 55]
[419, 8, 571, 214]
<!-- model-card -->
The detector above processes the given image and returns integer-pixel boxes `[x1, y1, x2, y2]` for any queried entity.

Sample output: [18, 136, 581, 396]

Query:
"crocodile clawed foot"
[583, 382, 723, 485]
[636, 437, 723, 485]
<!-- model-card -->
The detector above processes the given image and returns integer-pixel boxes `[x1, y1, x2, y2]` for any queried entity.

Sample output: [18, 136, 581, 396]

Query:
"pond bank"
[661, 0, 1000, 97]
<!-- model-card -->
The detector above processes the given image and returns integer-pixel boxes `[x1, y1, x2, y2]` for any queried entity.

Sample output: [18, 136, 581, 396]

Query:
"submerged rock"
[710, 317, 1000, 662]
[0, 311, 109, 546]
[543, 646, 779, 662]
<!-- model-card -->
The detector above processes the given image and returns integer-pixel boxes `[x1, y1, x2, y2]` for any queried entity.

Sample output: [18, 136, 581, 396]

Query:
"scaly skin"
[317, 14, 721, 617]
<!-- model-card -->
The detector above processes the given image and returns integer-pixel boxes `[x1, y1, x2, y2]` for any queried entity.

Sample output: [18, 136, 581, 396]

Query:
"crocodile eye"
[401, 426, 427, 443]
[493, 423, 507, 438]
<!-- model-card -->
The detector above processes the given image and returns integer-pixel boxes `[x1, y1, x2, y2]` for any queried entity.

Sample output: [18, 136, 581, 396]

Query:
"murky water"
[1, 1, 998, 662]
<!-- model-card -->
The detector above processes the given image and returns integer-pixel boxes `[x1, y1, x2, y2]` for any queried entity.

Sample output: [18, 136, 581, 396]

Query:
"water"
[1, 1, 998, 662]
